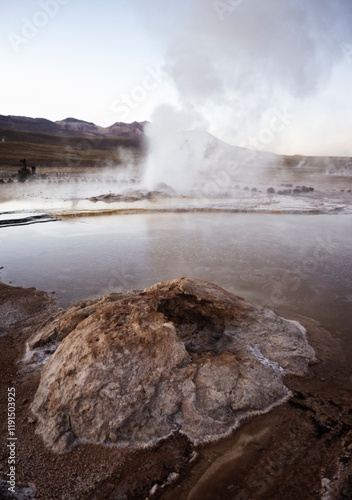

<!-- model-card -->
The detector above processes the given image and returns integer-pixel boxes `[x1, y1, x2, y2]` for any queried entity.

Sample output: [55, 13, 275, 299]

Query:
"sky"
[1, 0, 352, 156]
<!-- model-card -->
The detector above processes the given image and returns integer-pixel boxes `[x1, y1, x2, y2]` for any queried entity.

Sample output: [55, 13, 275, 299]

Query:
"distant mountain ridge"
[0, 115, 148, 138]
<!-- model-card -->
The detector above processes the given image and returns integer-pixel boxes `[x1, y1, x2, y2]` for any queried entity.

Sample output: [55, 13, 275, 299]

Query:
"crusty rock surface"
[30, 278, 315, 453]
[89, 187, 175, 203]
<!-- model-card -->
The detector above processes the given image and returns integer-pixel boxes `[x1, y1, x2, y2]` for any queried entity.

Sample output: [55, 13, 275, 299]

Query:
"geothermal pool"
[0, 212, 351, 363]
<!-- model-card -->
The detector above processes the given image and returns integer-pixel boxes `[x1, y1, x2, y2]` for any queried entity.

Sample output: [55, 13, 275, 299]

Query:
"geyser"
[142, 0, 352, 190]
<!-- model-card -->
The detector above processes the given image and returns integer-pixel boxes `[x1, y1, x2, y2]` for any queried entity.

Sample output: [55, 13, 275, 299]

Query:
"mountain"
[0, 115, 148, 139]
[105, 121, 147, 138]
[0, 115, 63, 136]
[54, 117, 103, 136]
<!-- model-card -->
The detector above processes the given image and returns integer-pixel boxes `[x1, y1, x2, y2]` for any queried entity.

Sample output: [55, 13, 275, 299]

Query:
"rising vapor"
[142, 0, 352, 190]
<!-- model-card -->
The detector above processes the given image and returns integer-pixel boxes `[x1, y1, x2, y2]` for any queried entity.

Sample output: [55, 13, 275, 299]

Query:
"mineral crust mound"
[30, 278, 316, 453]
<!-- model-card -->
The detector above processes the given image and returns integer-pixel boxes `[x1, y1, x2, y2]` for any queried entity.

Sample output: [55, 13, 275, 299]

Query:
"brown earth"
[28, 278, 315, 453]
[0, 282, 352, 499]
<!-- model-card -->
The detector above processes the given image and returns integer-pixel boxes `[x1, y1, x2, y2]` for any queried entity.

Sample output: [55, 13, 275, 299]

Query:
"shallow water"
[0, 212, 351, 360]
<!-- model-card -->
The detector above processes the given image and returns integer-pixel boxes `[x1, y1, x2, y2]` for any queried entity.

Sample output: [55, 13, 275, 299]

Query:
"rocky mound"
[29, 278, 315, 453]
[89, 184, 176, 203]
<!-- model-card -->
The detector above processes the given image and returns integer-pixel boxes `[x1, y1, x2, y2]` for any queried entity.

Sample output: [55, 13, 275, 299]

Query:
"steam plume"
[142, 0, 352, 190]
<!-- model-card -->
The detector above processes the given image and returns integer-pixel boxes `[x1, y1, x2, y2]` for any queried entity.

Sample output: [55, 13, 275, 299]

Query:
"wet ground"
[0, 283, 351, 500]
[0, 165, 352, 216]
[0, 168, 352, 498]
[1, 212, 351, 363]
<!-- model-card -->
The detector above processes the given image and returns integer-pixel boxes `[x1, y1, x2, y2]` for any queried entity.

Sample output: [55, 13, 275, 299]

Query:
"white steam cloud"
[142, 0, 352, 191]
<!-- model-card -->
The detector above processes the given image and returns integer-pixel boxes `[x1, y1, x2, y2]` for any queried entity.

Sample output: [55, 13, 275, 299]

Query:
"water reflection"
[0, 213, 351, 359]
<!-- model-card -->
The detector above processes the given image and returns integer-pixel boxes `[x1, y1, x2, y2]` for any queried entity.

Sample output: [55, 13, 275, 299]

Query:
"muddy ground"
[0, 283, 352, 499]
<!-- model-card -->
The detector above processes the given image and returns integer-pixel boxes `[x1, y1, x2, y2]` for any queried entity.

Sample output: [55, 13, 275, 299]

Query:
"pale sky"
[1, 0, 351, 156]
